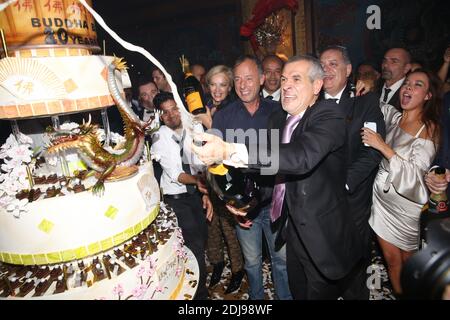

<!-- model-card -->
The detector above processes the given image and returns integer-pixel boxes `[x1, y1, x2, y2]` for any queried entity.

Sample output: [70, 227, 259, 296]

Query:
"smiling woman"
[365, 68, 442, 295]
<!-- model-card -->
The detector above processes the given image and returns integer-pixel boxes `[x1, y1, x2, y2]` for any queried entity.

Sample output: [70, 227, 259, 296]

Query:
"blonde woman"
[202, 65, 244, 293]
[193, 65, 235, 129]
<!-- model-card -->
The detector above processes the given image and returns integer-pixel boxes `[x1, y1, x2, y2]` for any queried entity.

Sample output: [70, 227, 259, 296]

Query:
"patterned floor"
[206, 243, 396, 300]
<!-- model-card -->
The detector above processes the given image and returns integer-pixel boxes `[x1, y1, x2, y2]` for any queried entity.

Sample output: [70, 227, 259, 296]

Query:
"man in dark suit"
[319, 46, 386, 299]
[379, 47, 412, 110]
[137, 79, 159, 121]
[261, 54, 284, 101]
[193, 55, 363, 299]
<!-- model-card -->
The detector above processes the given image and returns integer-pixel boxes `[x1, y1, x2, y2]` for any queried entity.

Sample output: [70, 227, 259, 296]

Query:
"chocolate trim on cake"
[33, 176, 47, 184]
[53, 275, 67, 294]
[18, 279, 35, 297]
[28, 188, 42, 202]
[15, 190, 29, 201]
[35, 266, 51, 279]
[33, 279, 51, 297]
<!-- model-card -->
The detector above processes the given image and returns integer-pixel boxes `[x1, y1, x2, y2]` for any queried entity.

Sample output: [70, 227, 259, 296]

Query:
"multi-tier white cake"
[0, 161, 198, 299]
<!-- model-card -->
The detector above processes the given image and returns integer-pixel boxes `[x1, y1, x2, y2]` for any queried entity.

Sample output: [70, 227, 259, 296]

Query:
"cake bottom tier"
[0, 203, 199, 300]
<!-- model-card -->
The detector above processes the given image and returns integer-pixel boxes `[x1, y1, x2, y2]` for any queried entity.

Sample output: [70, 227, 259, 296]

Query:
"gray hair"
[285, 55, 325, 82]
[233, 55, 263, 77]
[320, 45, 352, 65]
[205, 65, 233, 88]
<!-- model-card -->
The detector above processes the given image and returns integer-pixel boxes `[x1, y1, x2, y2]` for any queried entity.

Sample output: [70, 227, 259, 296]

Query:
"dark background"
[93, 0, 243, 87]
[313, 0, 450, 71]
[90, 1, 450, 89]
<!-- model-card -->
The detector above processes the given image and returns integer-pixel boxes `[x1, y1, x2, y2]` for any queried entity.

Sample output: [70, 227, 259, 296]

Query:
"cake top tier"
[0, 0, 100, 57]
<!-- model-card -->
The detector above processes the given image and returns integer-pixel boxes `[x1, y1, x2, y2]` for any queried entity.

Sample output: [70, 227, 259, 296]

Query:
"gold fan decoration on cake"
[0, 57, 66, 101]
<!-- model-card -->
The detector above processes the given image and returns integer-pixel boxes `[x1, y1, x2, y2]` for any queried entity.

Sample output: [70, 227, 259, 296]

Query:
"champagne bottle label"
[186, 91, 203, 113]
[429, 197, 449, 212]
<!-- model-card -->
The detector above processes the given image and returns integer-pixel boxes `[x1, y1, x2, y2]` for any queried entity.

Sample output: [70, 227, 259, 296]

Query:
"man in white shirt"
[151, 92, 213, 299]
[380, 47, 412, 110]
[261, 55, 284, 102]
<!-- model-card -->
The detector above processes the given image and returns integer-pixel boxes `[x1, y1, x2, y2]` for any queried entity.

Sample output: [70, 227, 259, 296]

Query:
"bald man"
[379, 47, 412, 110]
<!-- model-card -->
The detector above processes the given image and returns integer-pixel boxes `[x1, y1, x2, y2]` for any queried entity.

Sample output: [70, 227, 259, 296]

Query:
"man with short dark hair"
[355, 61, 380, 94]
[151, 92, 213, 299]
[261, 55, 284, 101]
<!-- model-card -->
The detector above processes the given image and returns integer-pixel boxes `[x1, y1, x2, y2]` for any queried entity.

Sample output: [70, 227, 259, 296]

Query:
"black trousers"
[286, 219, 364, 300]
[165, 193, 208, 299]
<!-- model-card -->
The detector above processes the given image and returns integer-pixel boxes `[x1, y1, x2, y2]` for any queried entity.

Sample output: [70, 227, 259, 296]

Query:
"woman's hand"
[226, 204, 253, 228]
[361, 127, 384, 149]
[225, 204, 248, 216]
[361, 127, 395, 159]
[194, 107, 213, 129]
[361, 127, 395, 160]
[202, 195, 214, 221]
[355, 79, 373, 96]
[444, 47, 450, 63]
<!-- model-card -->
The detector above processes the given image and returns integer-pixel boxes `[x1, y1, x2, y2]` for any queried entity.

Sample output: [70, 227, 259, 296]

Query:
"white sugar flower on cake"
[6, 198, 29, 218]
[0, 133, 34, 218]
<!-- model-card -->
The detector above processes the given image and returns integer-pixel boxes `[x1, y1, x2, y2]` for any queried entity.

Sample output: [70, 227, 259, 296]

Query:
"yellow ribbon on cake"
[0, 205, 159, 265]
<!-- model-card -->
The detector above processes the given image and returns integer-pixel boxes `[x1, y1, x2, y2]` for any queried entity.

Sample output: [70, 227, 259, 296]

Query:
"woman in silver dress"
[361, 69, 442, 295]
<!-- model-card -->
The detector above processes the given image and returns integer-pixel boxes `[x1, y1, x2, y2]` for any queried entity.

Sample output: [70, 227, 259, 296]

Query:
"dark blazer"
[250, 99, 363, 280]
[378, 84, 401, 111]
[337, 89, 386, 249]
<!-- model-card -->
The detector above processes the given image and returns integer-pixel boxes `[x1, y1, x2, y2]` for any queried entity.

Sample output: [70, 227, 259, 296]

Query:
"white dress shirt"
[324, 86, 347, 104]
[380, 77, 405, 104]
[151, 125, 205, 195]
[142, 109, 154, 122]
[262, 88, 281, 101]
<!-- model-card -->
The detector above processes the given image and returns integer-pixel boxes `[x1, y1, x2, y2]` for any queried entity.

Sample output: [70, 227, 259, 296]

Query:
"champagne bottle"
[180, 55, 206, 115]
[206, 164, 259, 211]
[419, 167, 450, 249]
